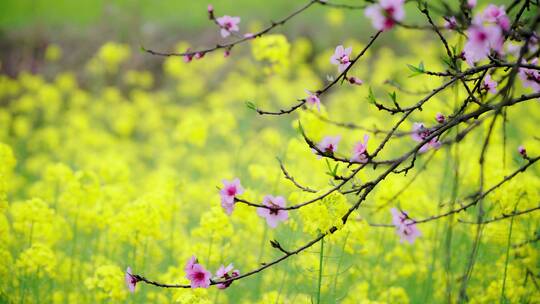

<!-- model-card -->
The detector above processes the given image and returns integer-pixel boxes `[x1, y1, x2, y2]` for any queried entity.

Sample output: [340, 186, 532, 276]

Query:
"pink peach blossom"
[185, 256, 212, 288]
[215, 264, 240, 289]
[125, 267, 138, 293]
[444, 16, 458, 30]
[351, 134, 370, 163]
[256, 195, 289, 228]
[482, 74, 498, 94]
[463, 24, 503, 66]
[305, 89, 321, 111]
[391, 208, 421, 244]
[435, 113, 445, 123]
[518, 58, 540, 93]
[220, 178, 244, 215]
[467, 0, 477, 9]
[330, 45, 352, 73]
[315, 136, 341, 156]
[481, 5, 510, 31]
[348, 76, 363, 86]
[216, 15, 240, 38]
[411, 123, 441, 153]
[518, 145, 527, 158]
[365, 0, 405, 31]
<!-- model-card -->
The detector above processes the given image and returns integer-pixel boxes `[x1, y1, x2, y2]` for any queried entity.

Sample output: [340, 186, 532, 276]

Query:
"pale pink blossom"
[243, 33, 255, 39]
[365, 0, 405, 31]
[207, 4, 214, 14]
[347, 76, 363, 86]
[220, 178, 244, 215]
[481, 5, 510, 31]
[351, 134, 370, 163]
[125, 267, 138, 293]
[305, 89, 321, 111]
[467, 0, 477, 9]
[184, 49, 194, 63]
[463, 24, 503, 66]
[391, 208, 421, 244]
[215, 264, 240, 289]
[482, 74, 498, 94]
[435, 113, 445, 123]
[216, 15, 240, 38]
[185, 256, 212, 288]
[411, 123, 441, 153]
[518, 145, 527, 158]
[315, 136, 341, 156]
[444, 16, 458, 30]
[256, 195, 289, 228]
[330, 45, 352, 73]
[518, 58, 540, 92]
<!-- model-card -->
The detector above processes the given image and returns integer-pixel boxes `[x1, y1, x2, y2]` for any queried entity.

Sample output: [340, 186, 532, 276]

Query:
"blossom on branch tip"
[482, 74, 498, 94]
[518, 145, 527, 158]
[347, 76, 363, 86]
[125, 267, 139, 293]
[435, 113, 445, 123]
[330, 45, 352, 73]
[315, 136, 341, 157]
[351, 134, 369, 163]
[411, 123, 441, 153]
[391, 208, 421, 244]
[185, 256, 212, 288]
[215, 264, 240, 289]
[216, 15, 241, 38]
[220, 178, 244, 215]
[444, 16, 457, 30]
[256, 195, 289, 228]
[305, 89, 321, 111]
[467, 0, 477, 9]
[365, 0, 405, 31]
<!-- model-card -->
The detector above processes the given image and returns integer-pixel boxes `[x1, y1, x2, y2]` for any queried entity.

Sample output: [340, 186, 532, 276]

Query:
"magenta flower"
[365, 0, 405, 31]
[481, 5, 510, 31]
[125, 267, 139, 293]
[435, 113, 445, 123]
[330, 45, 352, 73]
[518, 58, 540, 93]
[185, 256, 212, 288]
[391, 208, 421, 244]
[411, 123, 441, 153]
[351, 134, 370, 163]
[518, 145, 527, 158]
[220, 178, 244, 215]
[216, 15, 240, 38]
[315, 136, 341, 157]
[256, 195, 289, 228]
[215, 264, 240, 289]
[482, 74, 498, 94]
[305, 89, 321, 111]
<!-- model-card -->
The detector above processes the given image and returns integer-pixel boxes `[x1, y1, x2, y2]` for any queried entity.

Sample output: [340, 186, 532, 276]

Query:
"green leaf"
[366, 87, 377, 104]
[406, 61, 425, 77]
[245, 101, 256, 111]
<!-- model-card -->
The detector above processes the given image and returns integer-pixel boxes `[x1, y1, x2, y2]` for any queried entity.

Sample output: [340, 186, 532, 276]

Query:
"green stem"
[316, 237, 325, 304]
